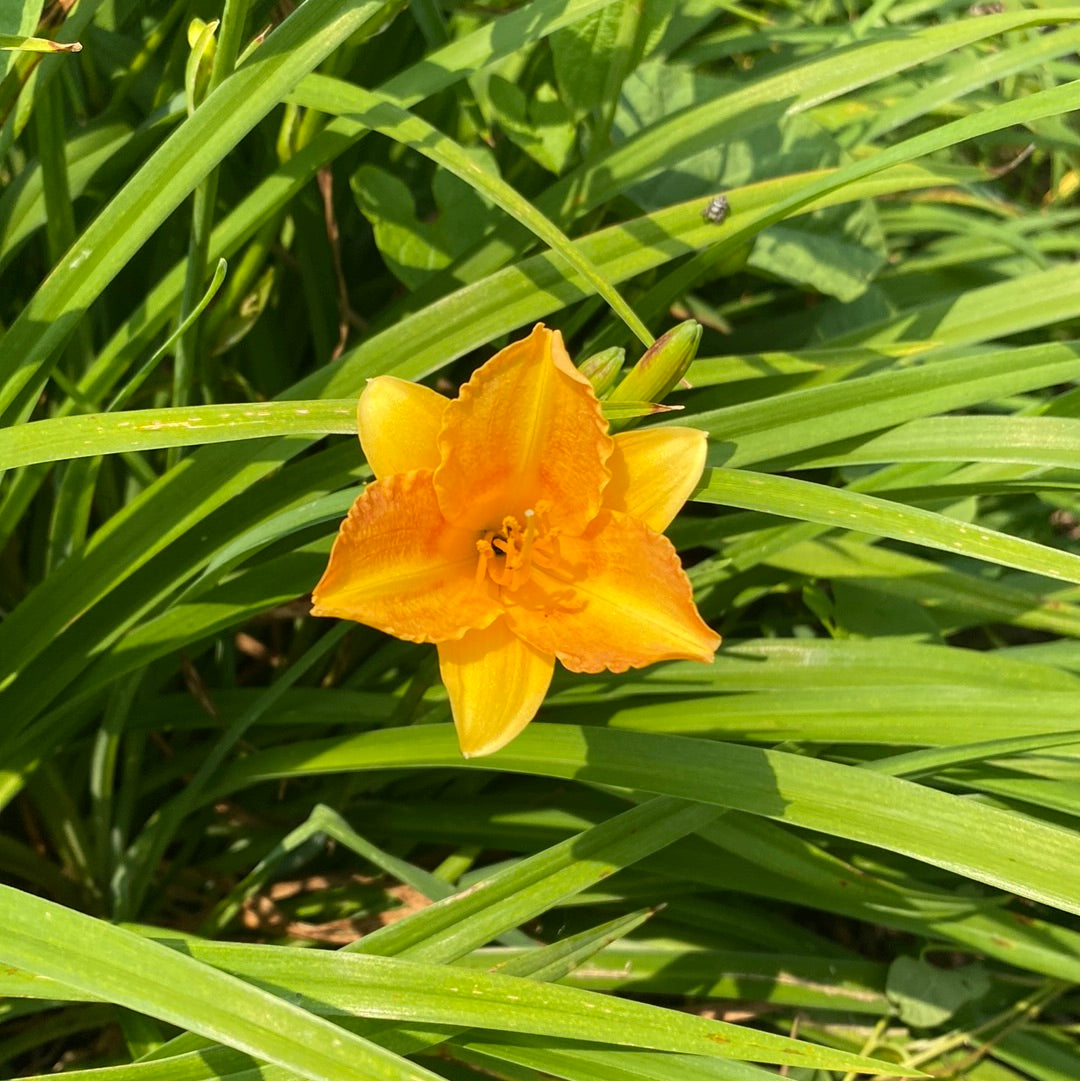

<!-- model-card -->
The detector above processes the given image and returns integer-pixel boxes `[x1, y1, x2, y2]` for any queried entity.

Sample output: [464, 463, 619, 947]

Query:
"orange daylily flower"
[312, 324, 720, 757]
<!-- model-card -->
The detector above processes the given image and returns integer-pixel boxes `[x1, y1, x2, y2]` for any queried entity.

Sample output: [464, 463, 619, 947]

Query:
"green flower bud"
[186, 17, 216, 48]
[185, 18, 218, 115]
[578, 346, 625, 396]
[608, 320, 702, 404]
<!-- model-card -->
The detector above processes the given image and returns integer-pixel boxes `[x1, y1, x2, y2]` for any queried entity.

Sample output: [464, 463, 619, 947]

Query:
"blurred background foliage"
[2, 0, 1080, 1078]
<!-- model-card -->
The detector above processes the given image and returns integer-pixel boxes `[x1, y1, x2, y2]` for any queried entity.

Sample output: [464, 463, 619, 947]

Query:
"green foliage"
[2, 1, 1080, 1079]
[886, 956, 991, 1029]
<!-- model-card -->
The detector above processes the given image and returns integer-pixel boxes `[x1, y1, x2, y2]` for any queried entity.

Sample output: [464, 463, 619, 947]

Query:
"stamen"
[518, 508, 537, 566]
[475, 505, 566, 597]
[475, 537, 493, 585]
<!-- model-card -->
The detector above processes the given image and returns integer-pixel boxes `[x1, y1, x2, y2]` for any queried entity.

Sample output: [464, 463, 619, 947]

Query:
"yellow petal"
[358, 376, 448, 479]
[311, 470, 500, 642]
[505, 510, 720, 673]
[435, 324, 612, 534]
[438, 619, 555, 758]
[604, 427, 708, 532]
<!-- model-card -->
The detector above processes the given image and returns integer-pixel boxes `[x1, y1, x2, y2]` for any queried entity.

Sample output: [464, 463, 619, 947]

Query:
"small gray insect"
[702, 194, 729, 224]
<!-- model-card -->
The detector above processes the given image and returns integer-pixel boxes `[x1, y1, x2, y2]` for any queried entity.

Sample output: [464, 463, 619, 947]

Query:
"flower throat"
[475, 503, 563, 594]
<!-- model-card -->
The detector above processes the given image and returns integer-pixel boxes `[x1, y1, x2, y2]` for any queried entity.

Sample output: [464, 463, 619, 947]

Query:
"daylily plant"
[312, 324, 720, 757]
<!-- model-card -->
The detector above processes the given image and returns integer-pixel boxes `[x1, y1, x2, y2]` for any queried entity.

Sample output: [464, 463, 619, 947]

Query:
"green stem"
[170, 0, 251, 457]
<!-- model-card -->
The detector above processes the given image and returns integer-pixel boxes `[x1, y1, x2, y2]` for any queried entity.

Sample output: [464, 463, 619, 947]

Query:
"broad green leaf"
[550, 1, 629, 117]
[886, 956, 991, 1029]
[483, 76, 576, 174]
[352, 159, 497, 288]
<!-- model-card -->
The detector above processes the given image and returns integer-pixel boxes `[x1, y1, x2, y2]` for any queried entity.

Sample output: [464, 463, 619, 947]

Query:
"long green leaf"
[0, 0, 393, 425]
[0, 402, 356, 468]
[559, 685, 1080, 745]
[0, 397, 673, 468]
[765, 536, 1080, 639]
[293, 75, 653, 345]
[697, 341, 1080, 467]
[1, 936, 911, 1074]
[791, 415, 1080, 470]
[208, 724, 1080, 918]
[694, 466, 1080, 585]
[32, 0, 625, 415]
[0, 885, 450, 1081]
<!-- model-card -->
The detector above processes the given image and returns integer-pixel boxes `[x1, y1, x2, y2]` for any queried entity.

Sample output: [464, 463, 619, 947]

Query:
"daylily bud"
[185, 19, 218, 115]
[578, 346, 624, 396]
[187, 17, 215, 48]
[608, 320, 702, 404]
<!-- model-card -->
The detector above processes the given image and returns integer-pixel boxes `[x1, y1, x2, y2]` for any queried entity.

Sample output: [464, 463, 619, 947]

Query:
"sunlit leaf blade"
[1, 936, 918, 1074]
[210, 725, 1080, 918]
[0, 401, 357, 468]
[694, 466, 1080, 585]
[0, 885, 450, 1081]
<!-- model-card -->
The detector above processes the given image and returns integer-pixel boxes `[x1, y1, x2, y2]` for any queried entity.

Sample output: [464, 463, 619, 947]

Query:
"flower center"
[475, 503, 564, 595]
